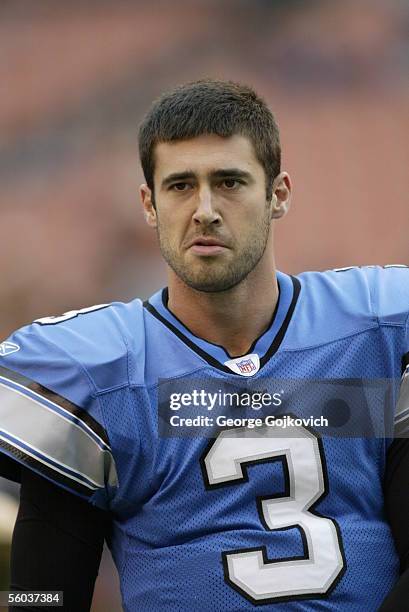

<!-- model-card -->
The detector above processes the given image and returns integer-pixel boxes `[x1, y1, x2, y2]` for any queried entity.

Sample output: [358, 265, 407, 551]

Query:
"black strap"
[378, 568, 409, 611]
[379, 438, 409, 609]
[384, 438, 409, 572]
[9, 468, 110, 611]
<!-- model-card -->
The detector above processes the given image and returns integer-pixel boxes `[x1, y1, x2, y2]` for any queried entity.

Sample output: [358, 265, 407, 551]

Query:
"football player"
[1, 80, 408, 611]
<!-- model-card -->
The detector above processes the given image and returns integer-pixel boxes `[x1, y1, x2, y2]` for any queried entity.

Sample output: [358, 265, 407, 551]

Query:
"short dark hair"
[138, 79, 281, 200]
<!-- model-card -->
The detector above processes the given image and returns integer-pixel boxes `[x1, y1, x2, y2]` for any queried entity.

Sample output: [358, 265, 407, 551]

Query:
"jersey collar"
[144, 271, 300, 376]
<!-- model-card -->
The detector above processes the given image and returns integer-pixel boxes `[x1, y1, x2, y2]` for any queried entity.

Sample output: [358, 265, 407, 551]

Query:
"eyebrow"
[161, 171, 196, 188]
[161, 168, 253, 189]
[212, 169, 252, 181]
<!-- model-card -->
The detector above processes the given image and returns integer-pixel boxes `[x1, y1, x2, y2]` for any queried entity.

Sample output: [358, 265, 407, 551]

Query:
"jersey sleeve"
[374, 266, 409, 437]
[394, 366, 409, 437]
[374, 265, 409, 437]
[0, 322, 118, 509]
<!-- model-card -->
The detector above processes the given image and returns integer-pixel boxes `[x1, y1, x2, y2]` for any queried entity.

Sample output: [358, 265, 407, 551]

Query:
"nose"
[192, 187, 221, 227]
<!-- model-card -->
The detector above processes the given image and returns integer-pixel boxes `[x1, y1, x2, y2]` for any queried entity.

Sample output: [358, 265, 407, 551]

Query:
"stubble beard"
[157, 210, 272, 293]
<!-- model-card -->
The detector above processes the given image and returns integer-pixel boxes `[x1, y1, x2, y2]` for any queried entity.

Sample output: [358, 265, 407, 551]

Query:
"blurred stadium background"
[0, 0, 408, 609]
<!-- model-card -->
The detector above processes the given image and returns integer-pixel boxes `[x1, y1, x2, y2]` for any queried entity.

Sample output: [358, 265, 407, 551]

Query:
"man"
[0, 80, 408, 611]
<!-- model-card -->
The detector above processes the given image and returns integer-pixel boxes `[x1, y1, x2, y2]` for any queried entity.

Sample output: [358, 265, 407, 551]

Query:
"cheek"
[157, 208, 189, 245]
[228, 200, 267, 227]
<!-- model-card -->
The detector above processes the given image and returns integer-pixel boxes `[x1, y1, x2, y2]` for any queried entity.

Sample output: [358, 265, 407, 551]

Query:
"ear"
[140, 184, 157, 228]
[270, 172, 292, 219]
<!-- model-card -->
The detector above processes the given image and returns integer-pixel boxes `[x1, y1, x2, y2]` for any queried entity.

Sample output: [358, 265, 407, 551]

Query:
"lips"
[187, 236, 229, 255]
[190, 237, 226, 247]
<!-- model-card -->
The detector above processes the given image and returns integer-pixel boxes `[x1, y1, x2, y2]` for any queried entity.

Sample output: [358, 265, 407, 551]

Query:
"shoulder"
[298, 265, 409, 323]
[287, 265, 409, 348]
[359, 265, 409, 326]
[0, 300, 143, 502]
[1, 297, 146, 396]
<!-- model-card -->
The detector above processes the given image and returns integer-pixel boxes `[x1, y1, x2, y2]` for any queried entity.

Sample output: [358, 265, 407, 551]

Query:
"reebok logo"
[0, 341, 20, 356]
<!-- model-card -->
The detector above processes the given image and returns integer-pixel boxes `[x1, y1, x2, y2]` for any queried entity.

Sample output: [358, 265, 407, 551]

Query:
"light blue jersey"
[1, 266, 409, 611]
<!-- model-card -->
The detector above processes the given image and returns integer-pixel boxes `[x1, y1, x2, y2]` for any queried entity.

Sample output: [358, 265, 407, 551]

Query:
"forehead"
[153, 134, 262, 180]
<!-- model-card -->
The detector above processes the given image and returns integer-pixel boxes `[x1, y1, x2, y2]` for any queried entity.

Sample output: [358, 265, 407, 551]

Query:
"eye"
[171, 182, 191, 192]
[222, 178, 241, 189]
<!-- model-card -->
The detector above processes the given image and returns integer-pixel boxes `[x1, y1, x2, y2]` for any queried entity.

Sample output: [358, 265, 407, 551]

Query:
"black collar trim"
[143, 276, 301, 375]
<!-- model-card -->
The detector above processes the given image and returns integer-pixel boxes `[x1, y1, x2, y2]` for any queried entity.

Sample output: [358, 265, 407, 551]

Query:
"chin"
[184, 273, 242, 293]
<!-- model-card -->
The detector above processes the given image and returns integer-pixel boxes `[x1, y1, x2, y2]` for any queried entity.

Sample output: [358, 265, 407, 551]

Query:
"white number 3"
[34, 304, 109, 325]
[201, 423, 345, 604]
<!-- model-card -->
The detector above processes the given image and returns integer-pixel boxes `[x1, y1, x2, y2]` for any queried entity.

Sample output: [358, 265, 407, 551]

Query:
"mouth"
[187, 237, 230, 256]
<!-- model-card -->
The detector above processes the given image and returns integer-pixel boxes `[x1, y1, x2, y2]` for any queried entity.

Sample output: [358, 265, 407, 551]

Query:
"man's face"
[143, 134, 278, 293]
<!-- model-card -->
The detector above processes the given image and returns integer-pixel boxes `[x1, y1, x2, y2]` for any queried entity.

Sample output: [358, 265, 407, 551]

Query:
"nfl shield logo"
[237, 358, 257, 374]
[224, 353, 260, 376]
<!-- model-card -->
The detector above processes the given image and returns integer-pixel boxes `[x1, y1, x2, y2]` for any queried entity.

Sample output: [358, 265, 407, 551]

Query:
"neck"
[167, 259, 279, 358]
